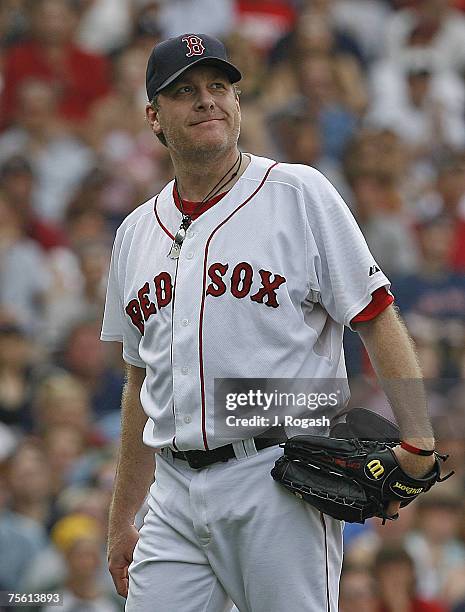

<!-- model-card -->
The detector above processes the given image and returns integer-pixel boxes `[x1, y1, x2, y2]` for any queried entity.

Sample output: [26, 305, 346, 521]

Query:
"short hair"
[30, 0, 77, 14]
[34, 373, 89, 410]
[373, 544, 414, 572]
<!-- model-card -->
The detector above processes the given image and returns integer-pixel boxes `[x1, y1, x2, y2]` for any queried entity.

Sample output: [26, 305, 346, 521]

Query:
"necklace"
[168, 151, 242, 259]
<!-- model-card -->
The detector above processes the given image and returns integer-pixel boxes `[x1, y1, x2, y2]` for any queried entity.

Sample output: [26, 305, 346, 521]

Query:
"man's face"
[33, 0, 77, 46]
[147, 64, 241, 159]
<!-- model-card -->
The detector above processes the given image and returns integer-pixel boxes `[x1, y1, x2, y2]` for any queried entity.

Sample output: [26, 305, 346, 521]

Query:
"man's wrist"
[400, 441, 435, 456]
[108, 508, 137, 531]
[400, 437, 435, 451]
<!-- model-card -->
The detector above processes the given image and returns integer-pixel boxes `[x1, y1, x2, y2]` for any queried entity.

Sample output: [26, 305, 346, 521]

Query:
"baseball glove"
[271, 409, 453, 524]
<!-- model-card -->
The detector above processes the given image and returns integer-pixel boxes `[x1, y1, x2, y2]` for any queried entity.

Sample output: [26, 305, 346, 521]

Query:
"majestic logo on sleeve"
[182, 35, 205, 57]
[125, 262, 287, 333]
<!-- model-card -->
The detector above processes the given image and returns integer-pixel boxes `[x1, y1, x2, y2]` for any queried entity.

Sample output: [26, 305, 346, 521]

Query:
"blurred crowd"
[0, 0, 464, 611]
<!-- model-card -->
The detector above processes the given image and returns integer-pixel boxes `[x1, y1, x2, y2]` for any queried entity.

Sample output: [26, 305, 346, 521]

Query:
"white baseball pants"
[126, 444, 343, 612]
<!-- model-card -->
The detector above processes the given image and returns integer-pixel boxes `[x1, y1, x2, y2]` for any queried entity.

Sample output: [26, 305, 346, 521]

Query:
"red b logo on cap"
[182, 35, 205, 57]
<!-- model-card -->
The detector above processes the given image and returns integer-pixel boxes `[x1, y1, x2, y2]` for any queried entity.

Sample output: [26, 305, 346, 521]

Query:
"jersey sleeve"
[351, 287, 394, 324]
[302, 168, 391, 330]
[100, 229, 146, 368]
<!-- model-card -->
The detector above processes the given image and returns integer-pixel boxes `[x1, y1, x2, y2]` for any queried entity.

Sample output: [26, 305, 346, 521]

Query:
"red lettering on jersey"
[250, 270, 286, 308]
[126, 299, 144, 334]
[138, 282, 156, 321]
[182, 35, 205, 57]
[154, 272, 172, 308]
[230, 262, 253, 298]
[206, 262, 229, 296]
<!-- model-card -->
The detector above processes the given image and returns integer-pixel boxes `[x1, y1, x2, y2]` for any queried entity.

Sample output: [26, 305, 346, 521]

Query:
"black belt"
[171, 427, 287, 469]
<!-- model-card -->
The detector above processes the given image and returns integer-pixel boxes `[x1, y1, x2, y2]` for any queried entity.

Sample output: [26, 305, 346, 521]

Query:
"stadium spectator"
[43, 513, 119, 612]
[268, 54, 358, 163]
[20, 513, 119, 610]
[0, 155, 67, 251]
[74, 0, 133, 54]
[266, 8, 367, 121]
[1, 0, 111, 127]
[405, 491, 465, 601]
[391, 214, 465, 376]
[86, 46, 165, 214]
[0, 79, 96, 222]
[0, 323, 35, 430]
[384, 0, 465, 73]
[416, 154, 465, 272]
[61, 320, 123, 420]
[277, 4, 366, 95]
[331, 0, 392, 63]
[32, 373, 101, 447]
[4, 440, 52, 528]
[155, 0, 235, 41]
[63, 167, 114, 243]
[347, 168, 419, 276]
[87, 46, 149, 153]
[0, 469, 47, 591]
[41, 425, 85, 497]
[344, 502, 419, 568]
[374, 544, 447, 611]
[269, 105, 347, 195]
[233, 0, 296, 53]
[367, 52, 465, 155]
[339, 564, 380, 612]
[0, 189, 50, 334]
[43, 240, 109, 348]
[0, 0, 28, 47]
[130, 2, 163, 59]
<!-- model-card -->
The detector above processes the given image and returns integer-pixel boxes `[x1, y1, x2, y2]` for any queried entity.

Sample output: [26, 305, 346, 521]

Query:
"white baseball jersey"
[101, 154, 390, 451]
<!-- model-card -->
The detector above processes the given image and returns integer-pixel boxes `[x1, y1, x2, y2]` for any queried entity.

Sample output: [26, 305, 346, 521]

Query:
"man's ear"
[236, 96, 241, 121]
[146, 103, 162, 136]
[234, 90, 241, 114]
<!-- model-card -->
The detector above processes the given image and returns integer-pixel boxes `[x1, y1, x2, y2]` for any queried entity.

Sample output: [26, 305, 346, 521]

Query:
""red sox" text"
[125, 262, 286, 333]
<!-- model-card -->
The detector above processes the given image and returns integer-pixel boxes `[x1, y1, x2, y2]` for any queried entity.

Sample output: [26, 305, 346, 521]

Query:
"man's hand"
[386, 444, 436, 517]
[106, 365, 155, 598]
[108, 523, 140, 598]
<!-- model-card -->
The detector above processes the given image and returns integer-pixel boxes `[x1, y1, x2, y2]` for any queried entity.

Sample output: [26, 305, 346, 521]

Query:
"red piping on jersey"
[154, 194, 175, 240]
[154, 193, 178, 449]
[198, 162, 279, 450]
[170, 260, 180, 453]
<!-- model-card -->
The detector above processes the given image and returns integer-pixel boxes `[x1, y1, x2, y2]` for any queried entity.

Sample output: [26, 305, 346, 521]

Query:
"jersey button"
[186, 252, 194, 260]
[181, 318, 189, 326]
[181, 366, 189, 375]
[184, 415, 192, 424]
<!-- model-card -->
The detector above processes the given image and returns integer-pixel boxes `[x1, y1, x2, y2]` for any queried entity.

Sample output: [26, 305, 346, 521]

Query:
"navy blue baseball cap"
[146, 33, 242, 100]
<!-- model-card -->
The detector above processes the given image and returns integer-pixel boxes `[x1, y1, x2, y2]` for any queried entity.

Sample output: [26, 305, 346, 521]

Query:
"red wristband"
[400, 441, 434, 456]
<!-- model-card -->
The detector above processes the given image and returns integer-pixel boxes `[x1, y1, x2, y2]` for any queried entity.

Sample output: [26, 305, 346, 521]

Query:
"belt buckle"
[183, 450, 208, 470]
[182, 449, 230, 469]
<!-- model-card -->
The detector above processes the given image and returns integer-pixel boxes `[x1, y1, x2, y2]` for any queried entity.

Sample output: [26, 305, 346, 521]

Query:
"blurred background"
[0, 0, 464, 611]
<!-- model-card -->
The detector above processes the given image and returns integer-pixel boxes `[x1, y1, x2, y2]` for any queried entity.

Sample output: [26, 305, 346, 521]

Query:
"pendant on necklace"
[168, 216, 191, 260]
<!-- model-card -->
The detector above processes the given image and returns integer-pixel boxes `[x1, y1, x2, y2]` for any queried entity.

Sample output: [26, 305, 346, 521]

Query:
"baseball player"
[101, 34, 436, 612]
